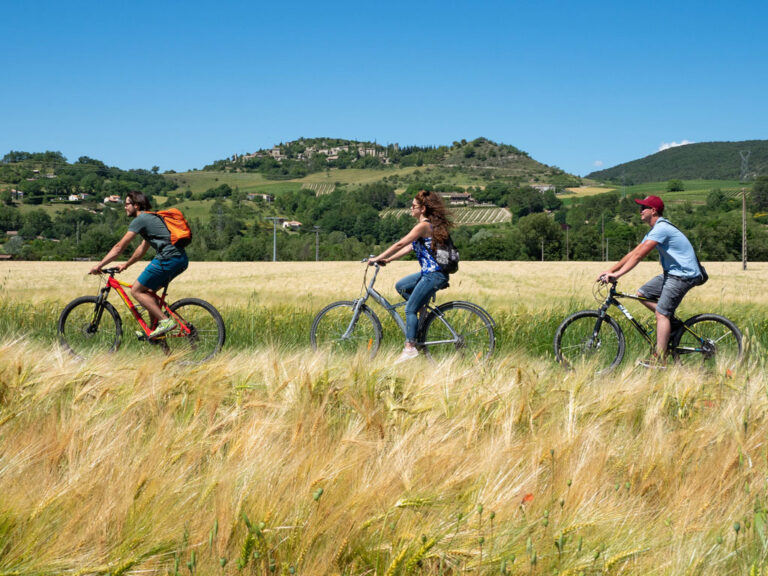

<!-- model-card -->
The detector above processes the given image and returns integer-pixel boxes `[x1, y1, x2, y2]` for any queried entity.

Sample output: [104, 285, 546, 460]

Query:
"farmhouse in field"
[530, 184, 555, 193]
[439, 192, 477, 206]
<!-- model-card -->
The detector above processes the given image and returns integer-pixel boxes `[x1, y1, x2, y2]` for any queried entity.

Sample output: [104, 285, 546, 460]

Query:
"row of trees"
[4, 181, 768, 263]
[0, 152, 176, 205]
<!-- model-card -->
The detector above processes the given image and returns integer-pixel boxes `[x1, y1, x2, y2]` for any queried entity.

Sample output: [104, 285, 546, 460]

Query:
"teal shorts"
[137, 253, 188, 291]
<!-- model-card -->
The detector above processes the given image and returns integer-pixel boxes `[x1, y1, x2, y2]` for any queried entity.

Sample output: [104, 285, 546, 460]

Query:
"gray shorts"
[637, 273, 700, 318]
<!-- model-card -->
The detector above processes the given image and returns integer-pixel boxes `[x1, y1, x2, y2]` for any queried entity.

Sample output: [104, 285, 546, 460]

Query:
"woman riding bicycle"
[368, 190, 453, 363]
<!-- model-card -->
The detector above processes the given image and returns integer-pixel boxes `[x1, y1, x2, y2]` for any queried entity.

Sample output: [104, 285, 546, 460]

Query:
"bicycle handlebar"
[99, 267, 121, 275]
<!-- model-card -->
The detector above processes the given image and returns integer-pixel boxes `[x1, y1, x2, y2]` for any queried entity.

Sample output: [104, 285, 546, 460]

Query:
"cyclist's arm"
[118, 239, 151, 272]
[599, 240, 657, 281]
[370, 222, 429, 264]
[381, 243, 414, 263]
[89, 231, 138, 274]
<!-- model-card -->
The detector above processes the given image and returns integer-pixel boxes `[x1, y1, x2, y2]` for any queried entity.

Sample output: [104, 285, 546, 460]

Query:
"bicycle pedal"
[135, 330, 148, 341]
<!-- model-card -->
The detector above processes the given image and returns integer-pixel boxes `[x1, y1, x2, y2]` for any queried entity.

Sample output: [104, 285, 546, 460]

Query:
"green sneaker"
[148, 317, 177, 339]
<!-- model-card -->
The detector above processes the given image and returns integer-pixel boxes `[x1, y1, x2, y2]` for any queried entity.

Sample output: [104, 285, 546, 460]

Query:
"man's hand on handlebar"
[597, 272, 617, 284]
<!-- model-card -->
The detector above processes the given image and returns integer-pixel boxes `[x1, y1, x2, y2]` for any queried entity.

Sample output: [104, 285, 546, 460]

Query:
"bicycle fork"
[89, 286, 112, 333]
[341, 299, 367, 340]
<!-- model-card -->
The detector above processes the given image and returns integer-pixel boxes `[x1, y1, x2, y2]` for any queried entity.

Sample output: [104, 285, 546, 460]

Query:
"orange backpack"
[150, 208, 192, 248]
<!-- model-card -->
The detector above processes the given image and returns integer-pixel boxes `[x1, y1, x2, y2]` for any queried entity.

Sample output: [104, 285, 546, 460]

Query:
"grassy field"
[2, 262, 768, 575]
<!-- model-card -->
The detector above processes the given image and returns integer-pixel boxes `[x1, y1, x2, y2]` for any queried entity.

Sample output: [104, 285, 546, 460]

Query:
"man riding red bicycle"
[90, 190, 189, 339]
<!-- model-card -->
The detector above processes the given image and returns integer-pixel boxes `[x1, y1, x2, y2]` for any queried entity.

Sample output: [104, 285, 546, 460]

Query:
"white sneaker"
[394, 347, 419, 364]
[148, 317, 177, 339]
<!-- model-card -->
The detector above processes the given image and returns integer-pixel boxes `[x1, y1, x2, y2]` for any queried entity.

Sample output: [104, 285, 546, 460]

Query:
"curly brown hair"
[415, 190, 453, 246]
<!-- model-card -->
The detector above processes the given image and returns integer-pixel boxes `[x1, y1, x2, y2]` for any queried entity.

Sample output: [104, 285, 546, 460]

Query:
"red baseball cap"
[635, 195, 664, 214]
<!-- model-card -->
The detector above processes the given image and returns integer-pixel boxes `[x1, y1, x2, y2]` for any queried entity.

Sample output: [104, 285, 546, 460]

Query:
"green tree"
[752, 176, 768, 212]
[518, 213, 563, 260]
[667, 179, 685, 192]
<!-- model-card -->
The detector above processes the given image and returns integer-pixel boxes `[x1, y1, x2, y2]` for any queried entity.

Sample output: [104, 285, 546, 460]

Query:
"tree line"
[4, 175, 768, 263]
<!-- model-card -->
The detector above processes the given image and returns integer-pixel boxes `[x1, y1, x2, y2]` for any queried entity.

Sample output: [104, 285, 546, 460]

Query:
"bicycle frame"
[96, 270, 192, 338]
[342, 263, 469, 346]
[596, 283, 657, 347]
[342, 264, 407, 338]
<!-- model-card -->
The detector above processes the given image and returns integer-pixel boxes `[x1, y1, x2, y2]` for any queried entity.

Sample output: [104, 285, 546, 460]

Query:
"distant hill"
[586, 140, 768, 184]
[205, 137, 581, 187]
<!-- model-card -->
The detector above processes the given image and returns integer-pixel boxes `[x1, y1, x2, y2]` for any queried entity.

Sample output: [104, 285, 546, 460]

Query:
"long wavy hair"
[415, 190, 453, 246]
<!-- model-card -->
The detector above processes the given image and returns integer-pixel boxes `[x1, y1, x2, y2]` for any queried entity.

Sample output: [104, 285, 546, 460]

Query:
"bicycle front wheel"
[554, 310, 625, 373]
[58, 296, 122, 358]
[670, 313, 742, 370]
[420, 301, 495, 363]
[161, 298, 226, 364]
[310, 301, 383, 358]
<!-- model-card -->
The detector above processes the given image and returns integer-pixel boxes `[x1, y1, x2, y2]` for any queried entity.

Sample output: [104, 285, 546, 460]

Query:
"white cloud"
[593, 160, 603, 167]
[658, 140, 694, 152]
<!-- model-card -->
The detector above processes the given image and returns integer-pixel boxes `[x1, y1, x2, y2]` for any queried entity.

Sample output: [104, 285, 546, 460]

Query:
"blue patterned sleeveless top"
[412, 236, 440, 274]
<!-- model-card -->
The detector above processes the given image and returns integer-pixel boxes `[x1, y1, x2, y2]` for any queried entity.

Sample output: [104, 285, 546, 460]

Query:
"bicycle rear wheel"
[58, 296, 122, 358]
[670, 313, 742, 371]
[310, 301, 382, 358]
[160, 298, 226, 364]
[419, 301, 495, 363]
[554, 310, 625, 373]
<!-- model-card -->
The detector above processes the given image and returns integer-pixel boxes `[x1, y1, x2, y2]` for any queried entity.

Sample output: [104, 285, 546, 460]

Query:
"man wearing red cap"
[598, 195, 704, 365]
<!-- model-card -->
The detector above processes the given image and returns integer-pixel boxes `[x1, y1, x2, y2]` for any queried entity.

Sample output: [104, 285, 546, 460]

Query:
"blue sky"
[3, 0, 767, 176]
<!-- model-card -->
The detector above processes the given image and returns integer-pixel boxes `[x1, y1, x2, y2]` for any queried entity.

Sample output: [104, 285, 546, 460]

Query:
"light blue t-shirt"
[643, 217, 701, 279]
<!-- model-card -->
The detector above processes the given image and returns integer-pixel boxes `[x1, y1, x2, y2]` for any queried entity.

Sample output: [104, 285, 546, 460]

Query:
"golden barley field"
[1, 261, 768, 575]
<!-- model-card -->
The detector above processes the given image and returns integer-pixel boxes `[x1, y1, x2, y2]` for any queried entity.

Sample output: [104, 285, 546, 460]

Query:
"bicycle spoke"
[554, 311, 624, 373]
[421, 302, 495, 363]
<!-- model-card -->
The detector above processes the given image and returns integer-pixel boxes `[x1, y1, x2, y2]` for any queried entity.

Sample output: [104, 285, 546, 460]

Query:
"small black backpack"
[433, 235, 460, 274]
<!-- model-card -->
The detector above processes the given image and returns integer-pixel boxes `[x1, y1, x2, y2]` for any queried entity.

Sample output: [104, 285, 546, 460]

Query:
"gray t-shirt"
[128, 212, 184, 260]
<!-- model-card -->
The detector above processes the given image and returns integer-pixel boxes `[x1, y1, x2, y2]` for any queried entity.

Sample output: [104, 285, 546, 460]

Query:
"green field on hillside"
[165, 166, 428, 196]
[560, 179, 748, 206]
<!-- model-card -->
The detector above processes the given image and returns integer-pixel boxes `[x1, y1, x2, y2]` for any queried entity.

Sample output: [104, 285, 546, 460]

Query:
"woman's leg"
[403, 272, 447, 343]
[395, 272, 422, 301]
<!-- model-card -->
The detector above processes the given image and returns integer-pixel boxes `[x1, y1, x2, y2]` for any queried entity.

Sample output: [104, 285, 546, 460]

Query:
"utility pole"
[740, 150, 750, 271]
[601, 212, 605, 261]
[264, 217, 281, 262]
[541, 238, 545, 262]
[313, 225, 321, 262]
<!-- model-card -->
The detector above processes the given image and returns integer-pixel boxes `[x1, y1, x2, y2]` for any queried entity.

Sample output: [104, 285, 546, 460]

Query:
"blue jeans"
[395, 271, 449, 343]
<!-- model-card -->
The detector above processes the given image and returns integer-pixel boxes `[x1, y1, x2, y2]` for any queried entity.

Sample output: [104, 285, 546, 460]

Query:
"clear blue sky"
[3, 0, 767, 176]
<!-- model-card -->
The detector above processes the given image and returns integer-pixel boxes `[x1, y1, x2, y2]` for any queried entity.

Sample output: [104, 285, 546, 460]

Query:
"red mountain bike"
[58, 267, 225, 364]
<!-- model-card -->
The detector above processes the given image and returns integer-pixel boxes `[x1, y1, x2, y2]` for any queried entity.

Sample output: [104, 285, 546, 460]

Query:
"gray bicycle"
[310, 259, 495, 361]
